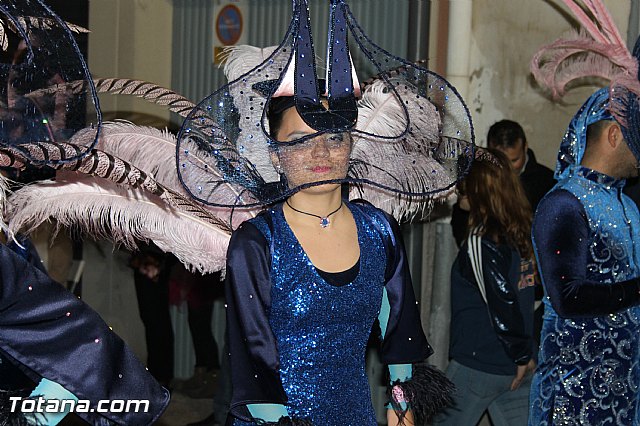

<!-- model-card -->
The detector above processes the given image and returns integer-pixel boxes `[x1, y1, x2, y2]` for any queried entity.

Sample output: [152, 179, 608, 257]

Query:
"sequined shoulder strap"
[350, 200, 395, 279]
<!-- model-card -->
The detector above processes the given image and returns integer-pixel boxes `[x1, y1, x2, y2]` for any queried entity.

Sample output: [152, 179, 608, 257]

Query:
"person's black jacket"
[448, 237, 535, 375]
[519, 149, 555, 214]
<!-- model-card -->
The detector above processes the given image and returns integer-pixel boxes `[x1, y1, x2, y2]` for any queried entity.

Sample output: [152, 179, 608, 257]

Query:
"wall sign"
[213, 1, 247, 64]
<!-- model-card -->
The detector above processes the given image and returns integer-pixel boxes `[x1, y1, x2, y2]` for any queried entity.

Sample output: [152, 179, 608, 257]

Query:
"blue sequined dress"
[529, 166, 640, 425]
[225, 201, 432, 425]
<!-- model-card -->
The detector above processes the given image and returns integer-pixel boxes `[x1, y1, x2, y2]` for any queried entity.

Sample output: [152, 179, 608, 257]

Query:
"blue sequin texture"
[256, 203, 384, 425]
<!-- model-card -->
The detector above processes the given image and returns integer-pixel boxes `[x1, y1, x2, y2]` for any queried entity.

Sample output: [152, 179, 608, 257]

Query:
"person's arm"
[0, 243, 169, 425]
[375, 211, 453, 425]
[226, 221, 311, 424]
[477, 240, 536, 390]
[378, 289, 413, 420]
[533, 190, 640, 318]
[480, 240, 532, 365]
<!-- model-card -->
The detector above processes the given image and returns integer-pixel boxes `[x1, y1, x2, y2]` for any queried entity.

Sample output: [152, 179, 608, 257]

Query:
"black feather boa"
[255, 417, 313, 426]
[387, 363, 455, 426]
[0, 389, 37, 426]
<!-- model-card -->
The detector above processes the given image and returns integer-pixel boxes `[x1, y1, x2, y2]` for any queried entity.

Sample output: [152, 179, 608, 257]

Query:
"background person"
[451, 120, 554, 247]
[435, 150, 536, 426]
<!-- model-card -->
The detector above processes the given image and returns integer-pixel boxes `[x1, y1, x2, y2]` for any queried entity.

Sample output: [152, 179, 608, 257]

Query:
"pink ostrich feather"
[531, 1, 638, 98]
[88, 121, 258, 229]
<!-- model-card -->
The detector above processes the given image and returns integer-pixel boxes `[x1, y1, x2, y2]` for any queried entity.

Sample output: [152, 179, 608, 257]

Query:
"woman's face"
[272, 105, 352, 192]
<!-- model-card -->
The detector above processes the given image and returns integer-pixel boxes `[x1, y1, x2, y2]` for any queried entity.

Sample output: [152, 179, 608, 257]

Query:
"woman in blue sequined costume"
[528, 89, 640, 425]
[170, 1, 476, 423]
[224, 99, 451, 426]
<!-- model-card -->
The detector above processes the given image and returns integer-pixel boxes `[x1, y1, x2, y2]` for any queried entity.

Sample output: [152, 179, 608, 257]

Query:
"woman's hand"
[387, 408, 414, 426]
[510, 358, 536, 390]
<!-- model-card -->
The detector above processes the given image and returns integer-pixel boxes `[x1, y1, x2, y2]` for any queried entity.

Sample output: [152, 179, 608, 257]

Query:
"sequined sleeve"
[225, 220, 289, 421]
[533, 189, 640, 318]
[0, 244, 169, 425]
[352, 205, 453, 424]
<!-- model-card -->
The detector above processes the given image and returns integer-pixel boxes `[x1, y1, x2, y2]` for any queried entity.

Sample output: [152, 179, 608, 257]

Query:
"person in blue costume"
[0, 2, 169, 423]
[174, 1, 477, 423]
[224, 99, 452, 426]
[528, 89, 640, 425]
[528, 1, 640, 424]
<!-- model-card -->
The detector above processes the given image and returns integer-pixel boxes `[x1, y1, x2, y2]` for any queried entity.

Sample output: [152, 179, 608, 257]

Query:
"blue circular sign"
[216, 5, 243, 46]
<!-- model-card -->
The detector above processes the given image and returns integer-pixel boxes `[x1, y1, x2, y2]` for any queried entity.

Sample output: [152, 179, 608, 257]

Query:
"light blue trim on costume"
[247, 403, 289, 422]
[380, 286, 412, 413]
[379, 287, 391, 337]
[385, 401, 410, 410]
[389, 364, 412, 383]
[28, 378, 78, 425]
[380, 287, 413, 385]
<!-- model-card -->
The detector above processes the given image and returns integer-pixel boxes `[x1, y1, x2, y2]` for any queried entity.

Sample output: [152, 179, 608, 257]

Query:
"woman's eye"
[327, 134, 344, 145]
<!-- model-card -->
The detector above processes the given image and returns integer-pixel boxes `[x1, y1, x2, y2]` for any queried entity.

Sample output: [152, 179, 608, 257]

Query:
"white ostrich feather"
[221, 45, 280, 82]
[350, 79, 447, 221]
[7, 174, 230, 273]
[93, 121, 179, 183]
[81, 121, 257, 228]
[356, 79, 440, 147]
[0, 173, 11, 235]
[0, 21, 8, 51]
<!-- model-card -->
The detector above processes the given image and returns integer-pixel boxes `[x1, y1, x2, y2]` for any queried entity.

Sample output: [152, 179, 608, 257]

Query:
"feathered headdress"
[0, 0, 100, 163]
[176, 0, 474, 221]
[531, 0, 640, 177]
[0, 3, 243, 272]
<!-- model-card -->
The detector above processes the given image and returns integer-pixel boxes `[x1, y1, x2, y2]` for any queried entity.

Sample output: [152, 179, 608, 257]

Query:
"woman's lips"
[311, 166, 332, 173]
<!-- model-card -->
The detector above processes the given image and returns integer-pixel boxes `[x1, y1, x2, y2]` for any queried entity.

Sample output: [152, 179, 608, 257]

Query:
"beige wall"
[88, 0, 174, 126]
[466, 0, 630, 169]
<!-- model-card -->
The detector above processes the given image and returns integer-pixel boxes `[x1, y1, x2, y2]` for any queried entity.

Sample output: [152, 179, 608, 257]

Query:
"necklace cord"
[285, 199, 343, 227]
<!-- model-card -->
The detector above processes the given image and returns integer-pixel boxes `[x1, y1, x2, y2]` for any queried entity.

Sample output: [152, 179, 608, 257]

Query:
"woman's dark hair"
[266, 96, 294, 140]
[461, 148, 533, 258]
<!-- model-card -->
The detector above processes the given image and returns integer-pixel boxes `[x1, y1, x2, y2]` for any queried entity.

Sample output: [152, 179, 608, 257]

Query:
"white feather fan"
[351, 79, 452, 221]
[75, 121, 258, 228]
[7, 173, 231, 273]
